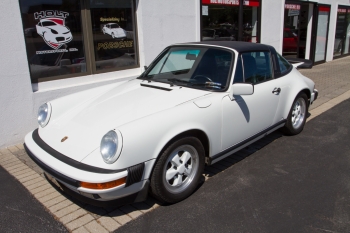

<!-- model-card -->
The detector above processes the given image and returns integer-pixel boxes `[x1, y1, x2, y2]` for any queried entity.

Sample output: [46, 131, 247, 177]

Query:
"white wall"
[260, 0, 285, 52]
[136, 0, 200, 66]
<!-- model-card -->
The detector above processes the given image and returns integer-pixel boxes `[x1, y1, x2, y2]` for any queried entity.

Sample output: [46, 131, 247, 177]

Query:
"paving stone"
[30, 183, 52, 195]
[13, 170, 36, 180]
[54, 204, 81, 219]
[108, 209, 132, 225]
[84, 205, 107, 219]
[119, 204, 143, 219]
[49, 199, 73, 213]
[34, 187, 57, 198]
[23, 176, 44, 186]
[0, 157, 17, 165]
[43, 194, 66, 208]
[7, 146, 19, 153]
[0, 149, 11, 155]
[84, 220, 109, 233]
[37, 190, 61, 204]
[11, 167, 33, 177]
[9, 165, 31, 175]
[18, 173, 41, 183]
[15, 144, 24, 150]
[72, 226, 89, 233]
[144, 197, 160, 209]
[26, 179, 49, 191]
[97, 216, 121, 232]
[3, 162, 23, 171]
[60, 208, 88, 224]
[65, 214, 94, 231]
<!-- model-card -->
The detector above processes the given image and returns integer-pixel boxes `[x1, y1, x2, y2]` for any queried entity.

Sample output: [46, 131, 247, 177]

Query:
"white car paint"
[102, 23, 127, 39]
[24, 42, 317, 203]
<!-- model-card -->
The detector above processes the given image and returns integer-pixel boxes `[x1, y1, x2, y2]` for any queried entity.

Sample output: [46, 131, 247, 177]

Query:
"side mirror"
[144, 65, 148, 71]
[229, 83, 254, 100]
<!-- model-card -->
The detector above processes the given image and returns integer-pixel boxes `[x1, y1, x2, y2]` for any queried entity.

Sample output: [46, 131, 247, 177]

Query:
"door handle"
[272, 87, 281, 94]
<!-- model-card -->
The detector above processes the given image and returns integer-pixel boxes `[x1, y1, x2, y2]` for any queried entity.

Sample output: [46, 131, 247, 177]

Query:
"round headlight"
[38, 103, 51, 128]
[100, 130, 122, 164]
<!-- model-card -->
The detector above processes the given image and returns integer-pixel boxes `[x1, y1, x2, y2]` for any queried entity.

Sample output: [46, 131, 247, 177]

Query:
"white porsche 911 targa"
[24, 41, 318, 206]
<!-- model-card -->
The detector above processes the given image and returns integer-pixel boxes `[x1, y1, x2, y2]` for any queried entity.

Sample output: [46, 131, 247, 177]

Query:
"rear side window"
[241, 51, 273, 84]
[277, 53, 292, 73]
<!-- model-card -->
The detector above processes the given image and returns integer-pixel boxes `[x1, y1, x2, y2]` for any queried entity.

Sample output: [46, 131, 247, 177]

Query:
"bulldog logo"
[34, 11, 73, 50]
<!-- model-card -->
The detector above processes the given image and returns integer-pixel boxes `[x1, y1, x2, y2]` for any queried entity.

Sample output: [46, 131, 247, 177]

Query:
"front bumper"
[310, 88, 318, 104]
[24, 129, 151, 205]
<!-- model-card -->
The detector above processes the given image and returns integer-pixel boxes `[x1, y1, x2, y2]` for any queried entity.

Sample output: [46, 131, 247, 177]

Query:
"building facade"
[0, 0, 349, 147]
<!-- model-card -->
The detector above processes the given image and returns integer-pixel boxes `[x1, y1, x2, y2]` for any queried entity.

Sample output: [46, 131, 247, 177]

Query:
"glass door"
[314, 5, 330, 63]
[283, 2, 312, 59]
[334, 7, 350, 58]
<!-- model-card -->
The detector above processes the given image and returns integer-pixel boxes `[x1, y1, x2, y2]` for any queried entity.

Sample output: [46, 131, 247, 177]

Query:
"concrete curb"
[1, 90, 350, 232]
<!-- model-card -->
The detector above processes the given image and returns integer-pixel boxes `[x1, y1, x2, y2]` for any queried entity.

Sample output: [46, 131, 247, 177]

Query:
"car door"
[221, 51, 282, 151]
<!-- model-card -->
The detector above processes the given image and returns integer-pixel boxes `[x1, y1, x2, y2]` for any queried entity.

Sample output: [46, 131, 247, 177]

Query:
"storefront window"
[283, 3, 310, 59]
[19, 0, 139, 83]
[314, 6, 330, 63]
[201, 0, 260, 43]
[90, 0, 137, 72]
[19, 0, 86, 82]
[335, 7, 350, 57]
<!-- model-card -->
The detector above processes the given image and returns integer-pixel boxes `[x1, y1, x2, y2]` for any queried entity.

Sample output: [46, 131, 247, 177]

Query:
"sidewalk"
[1, 56, 350, 232]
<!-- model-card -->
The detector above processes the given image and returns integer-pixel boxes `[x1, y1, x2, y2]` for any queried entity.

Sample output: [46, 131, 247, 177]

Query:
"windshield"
[140, 46, 233, 91]
[41, 21, 57, 26]
[110, 24, 119, 28]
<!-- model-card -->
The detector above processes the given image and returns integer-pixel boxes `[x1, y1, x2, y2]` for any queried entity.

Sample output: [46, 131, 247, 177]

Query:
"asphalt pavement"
[116, 98, 350, 233]
[0, 165, 67, 232]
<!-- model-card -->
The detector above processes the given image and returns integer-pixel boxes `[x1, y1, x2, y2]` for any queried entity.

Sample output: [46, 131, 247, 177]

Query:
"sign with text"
[202, 0, 259, 7]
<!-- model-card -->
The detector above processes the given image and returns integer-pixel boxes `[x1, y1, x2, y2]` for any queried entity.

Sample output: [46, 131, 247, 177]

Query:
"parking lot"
[0, 56, 350, 232]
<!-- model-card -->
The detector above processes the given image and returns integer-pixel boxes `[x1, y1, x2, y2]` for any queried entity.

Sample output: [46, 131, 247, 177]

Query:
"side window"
[233, 56, 244, 83]
[277, 53, 292, 74]
[242, 51, 273, 84]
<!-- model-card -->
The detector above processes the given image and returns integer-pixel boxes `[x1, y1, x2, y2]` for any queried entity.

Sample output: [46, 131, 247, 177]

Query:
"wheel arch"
[149, 129, 210, 181]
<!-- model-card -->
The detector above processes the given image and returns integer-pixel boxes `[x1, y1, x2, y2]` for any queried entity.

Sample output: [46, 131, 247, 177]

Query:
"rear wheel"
[282, 93, 308, 135]
[150, 137, 205, 203]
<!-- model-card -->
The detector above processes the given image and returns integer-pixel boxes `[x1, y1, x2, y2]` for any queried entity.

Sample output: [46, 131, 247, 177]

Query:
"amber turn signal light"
[80, 177, 126, 190]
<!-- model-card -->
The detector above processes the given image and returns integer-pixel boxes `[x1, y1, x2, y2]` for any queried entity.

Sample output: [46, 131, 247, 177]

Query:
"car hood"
[39, 79, 210, 162]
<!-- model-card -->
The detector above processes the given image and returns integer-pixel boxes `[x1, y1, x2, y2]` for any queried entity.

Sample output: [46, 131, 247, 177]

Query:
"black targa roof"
[174, 41, 274, 53]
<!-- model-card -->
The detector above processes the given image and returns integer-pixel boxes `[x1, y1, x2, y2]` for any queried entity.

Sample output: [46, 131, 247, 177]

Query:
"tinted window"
[242, 51, 273, 84]
[277, 53, 291, 73]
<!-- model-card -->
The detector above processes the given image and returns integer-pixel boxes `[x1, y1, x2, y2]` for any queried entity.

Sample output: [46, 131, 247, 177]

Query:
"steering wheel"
[191, 75, 213, 83]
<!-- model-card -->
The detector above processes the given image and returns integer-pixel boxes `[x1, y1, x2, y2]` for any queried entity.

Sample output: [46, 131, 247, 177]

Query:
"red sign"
[202, 0, 259, 7]
[319, 6, 330, 12]
[285, 4, 300, 10]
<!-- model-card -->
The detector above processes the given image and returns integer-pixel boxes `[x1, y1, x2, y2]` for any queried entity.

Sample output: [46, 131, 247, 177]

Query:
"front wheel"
[282, 93, 308, 135]
[150, 137, 205, 203]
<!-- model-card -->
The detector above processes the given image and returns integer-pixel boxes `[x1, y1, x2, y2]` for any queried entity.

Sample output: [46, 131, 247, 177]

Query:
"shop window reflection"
[89, 0, 137, 72]
[19, 0, 87, 82]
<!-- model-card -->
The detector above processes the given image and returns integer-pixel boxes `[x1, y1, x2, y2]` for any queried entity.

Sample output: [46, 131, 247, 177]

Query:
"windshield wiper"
[190, 82, 224, 89]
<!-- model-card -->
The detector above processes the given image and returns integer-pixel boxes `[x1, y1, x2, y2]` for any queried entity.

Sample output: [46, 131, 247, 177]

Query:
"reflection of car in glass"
[25, 41, 318, 206]
[36, 19, 73, 45]
[102, 23, 127, 39]
[283, 28, 298, 53]
[202, 29, 235, 41]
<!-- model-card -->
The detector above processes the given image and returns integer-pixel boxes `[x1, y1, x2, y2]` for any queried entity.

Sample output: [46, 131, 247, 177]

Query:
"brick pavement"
[0, 56, 350, 232]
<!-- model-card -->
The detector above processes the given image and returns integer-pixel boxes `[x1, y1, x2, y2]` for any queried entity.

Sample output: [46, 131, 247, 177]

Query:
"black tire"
[281, 92, 308, 135]
[150, 137, 205, 203]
